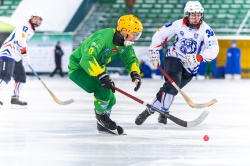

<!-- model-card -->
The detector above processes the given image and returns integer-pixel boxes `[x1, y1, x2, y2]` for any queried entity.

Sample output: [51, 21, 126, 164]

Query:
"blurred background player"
[50, 41, 64, 77]
[68, 14, 143, 134]
[225, 40, 241, 80]
[135, 1, 219, 125]
[125, 0, 135, 14]
[0, 12, 43, 108]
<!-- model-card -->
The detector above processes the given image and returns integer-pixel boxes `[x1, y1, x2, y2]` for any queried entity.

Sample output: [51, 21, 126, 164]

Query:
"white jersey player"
[135, 1, 219, 125]
[0, 12, 43, 108]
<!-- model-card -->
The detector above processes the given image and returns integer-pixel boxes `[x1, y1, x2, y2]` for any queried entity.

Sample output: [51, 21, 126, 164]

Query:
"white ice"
[0, 75, 250, 166]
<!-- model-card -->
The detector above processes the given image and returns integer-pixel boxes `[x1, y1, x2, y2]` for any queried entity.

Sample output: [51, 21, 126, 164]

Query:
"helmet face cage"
[184, 1, 204, 20]
[117, 14, 143, 35]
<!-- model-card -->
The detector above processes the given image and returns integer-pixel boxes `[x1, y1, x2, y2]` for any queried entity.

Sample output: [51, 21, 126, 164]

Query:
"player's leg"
[180, 68, 193, 89]
[69, 69, 119, 132]
[135, 57, 183, 125]
[0, 58, 15, 105]
[57, 57, 64, 77]
[12, 60, 27, 108]
[50, 56, 59, 77]
[95, 93, 123, 134]
[156, 57, 183, 124]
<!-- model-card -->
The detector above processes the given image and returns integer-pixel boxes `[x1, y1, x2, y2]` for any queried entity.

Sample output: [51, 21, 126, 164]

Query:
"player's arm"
[80, 38, 116, 92]
[199, 27, 219, 62]
[15, 24, 31, 54]
[149, 22, 176, 66]
[150, 22, 176, 50]
[120, 46, 141, 91]
[79, 38, 105, 77]
[15, 25, 31, 66]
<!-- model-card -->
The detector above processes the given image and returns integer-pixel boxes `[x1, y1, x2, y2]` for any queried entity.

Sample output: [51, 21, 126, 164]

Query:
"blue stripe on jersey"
[1, 49, 11, 55]
[15, 41, 24, 49]
[172, 36, 179, 47]
[3, 32, 15, 45]
[198, 41, 204, 54]
[165, 22, 172, 27]
[0, 56, 14, 60]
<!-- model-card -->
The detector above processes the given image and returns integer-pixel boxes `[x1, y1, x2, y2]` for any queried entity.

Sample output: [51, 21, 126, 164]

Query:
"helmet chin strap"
[123, 35, 134, 47]
[124, 40, 134, 47]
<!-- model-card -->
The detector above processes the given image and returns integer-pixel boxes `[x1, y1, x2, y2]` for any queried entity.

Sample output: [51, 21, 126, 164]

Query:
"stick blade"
[54, 98, 75, 105]
[187, 110, 209, 127]
[188, 99, 218, 109]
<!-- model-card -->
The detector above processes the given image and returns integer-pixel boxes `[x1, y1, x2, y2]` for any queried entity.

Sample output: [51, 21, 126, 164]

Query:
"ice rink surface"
[0, 75, 250, 166]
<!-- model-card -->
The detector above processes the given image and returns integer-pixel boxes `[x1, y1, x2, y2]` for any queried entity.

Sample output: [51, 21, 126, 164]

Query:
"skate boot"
[96, 112, 117, 130]
[158, 112, 169, 125]
[11, 95, 27, 109]
[135, 108, 153, 125]
[97, 123, 124, 135]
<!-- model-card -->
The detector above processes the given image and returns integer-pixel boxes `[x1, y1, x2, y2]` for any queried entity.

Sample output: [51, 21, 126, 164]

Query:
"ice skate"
[10, 95, 27, 109]
[158, 113, 167, 125]
[97, 123, 125, 135]
[95, 112, 117, 130]
[135, 108, 153, 125]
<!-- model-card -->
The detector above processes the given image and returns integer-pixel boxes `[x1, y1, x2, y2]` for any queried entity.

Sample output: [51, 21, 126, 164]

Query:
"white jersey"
[0, 21, 35, 62]
[150, 18, 219, 74]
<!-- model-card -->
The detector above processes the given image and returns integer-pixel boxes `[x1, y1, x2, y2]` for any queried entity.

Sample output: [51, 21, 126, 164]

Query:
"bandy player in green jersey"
[68, 14, 143, 135]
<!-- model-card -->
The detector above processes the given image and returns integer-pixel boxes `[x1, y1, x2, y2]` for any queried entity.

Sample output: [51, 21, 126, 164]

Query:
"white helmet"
[184, 1, 204, 18]
[30, 11, 43, 27]
[30, 11, 43, 20]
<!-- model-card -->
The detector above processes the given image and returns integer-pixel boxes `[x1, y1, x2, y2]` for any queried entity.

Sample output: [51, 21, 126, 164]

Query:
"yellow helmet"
[117, 14, 143, 34]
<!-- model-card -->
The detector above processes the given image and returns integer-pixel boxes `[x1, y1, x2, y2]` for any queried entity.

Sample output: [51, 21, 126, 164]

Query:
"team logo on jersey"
[104, 48, 110, 54]
[194, 33, 199, 39]
[21, 33, 25, 38]
[207, 41, 212, 46]
[180, 31, 184, 36]
[179, 38, 197, 54]
[111, 49, 119, 52]
[91, 42, 100, 48]
[207, 40, 217, 47]
[120, 49, 125, 54]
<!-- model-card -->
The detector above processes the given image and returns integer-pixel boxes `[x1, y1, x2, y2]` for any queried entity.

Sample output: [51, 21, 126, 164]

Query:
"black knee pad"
[180, 70, 193, 89]
[156, 57, 183, 101]
[156, 82, 178, 102]
[0, 58, 15, 83]
[13, 60, 26, 83]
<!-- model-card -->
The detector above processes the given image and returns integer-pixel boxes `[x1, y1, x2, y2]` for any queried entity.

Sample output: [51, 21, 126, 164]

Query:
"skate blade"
[10, 104, 28, 109]
[98, 130, 127, 135]
[97, 122, 126, 135]
[158, 123, 167, 129]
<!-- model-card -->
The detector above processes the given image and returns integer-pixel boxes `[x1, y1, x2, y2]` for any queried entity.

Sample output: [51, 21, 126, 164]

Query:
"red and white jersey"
[150, 18, 219, 74]
[0, 21, 35, 62]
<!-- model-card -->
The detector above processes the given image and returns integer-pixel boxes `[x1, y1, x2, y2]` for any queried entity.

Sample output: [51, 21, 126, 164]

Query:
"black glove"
[98, 72, 115, 92]
[130, 71, 141, 91]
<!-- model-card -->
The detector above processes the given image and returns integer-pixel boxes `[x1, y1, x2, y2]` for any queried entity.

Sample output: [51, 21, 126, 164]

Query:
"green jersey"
[68, 28, 141, 76]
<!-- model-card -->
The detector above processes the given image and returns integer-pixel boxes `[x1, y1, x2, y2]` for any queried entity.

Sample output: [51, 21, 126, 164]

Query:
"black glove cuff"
[98, 72, 108, 80]
[130, 71, 140, 81]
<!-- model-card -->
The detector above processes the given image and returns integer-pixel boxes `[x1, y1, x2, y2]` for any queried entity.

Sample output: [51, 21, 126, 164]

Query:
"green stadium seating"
[74, 0, 250, 47]
[0, 0, 22, 17]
